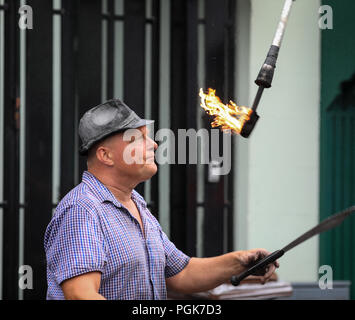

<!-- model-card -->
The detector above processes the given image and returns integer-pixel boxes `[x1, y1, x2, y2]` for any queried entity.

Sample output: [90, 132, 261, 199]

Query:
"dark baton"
[231, 206, 355, 286]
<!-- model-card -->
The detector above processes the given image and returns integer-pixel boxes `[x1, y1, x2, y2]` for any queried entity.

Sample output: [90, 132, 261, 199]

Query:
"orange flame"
[199, 88, 252, 135]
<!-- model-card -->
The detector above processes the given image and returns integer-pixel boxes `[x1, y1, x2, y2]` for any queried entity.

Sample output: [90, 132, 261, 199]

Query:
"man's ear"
[96, 146, 114, 166]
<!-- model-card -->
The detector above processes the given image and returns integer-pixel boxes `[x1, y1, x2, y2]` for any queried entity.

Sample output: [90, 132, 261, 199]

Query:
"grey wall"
[235, 0, 321, 282]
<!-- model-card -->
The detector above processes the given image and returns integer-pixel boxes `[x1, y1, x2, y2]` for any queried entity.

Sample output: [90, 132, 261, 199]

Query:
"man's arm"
[61, 271, 106, 300]
[166, 248, 279, 294]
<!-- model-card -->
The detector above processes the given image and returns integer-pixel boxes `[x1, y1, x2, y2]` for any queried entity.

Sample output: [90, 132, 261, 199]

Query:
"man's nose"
[147, 136, 158, 150]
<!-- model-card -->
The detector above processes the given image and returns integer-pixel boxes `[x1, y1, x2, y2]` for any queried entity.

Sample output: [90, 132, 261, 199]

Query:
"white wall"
[235, 0, 321, 282]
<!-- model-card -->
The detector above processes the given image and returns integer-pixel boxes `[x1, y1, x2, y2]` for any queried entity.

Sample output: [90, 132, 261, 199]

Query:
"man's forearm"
[167, 252, 244, 294]
[64, 290, 107, 300]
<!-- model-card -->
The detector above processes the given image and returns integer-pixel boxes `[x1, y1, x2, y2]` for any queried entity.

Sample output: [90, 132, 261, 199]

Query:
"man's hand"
[234, 248, 280, 284]
[166, 248, 280, 294]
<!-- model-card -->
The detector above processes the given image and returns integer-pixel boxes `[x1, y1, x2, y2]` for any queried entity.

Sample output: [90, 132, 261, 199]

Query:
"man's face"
[106, 126, 158, 183]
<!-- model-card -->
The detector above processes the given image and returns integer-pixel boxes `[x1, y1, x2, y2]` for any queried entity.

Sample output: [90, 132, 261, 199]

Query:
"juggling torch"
[240, 0, 295, 138]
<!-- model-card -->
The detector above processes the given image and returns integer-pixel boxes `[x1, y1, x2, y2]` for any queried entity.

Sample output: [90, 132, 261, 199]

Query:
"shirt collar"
[82, 171, 147, 209]
[131, 189, 148, 209]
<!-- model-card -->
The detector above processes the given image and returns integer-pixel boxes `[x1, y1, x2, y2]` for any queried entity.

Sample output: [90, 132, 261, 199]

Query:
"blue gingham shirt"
[44, 171, 190, 300]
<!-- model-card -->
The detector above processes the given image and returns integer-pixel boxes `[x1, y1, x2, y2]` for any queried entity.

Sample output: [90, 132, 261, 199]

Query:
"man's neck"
[88, 168, 135, 204]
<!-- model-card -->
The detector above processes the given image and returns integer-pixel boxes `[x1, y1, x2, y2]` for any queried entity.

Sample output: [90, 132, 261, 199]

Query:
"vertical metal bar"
[158, 0, 170, 235]
[226, 0, 236, 253]
[144, 0, 152, 207]
[145, 0, 152, 121]
[196, 0, 205, 258]
[18, 0, 26, 300]
[60, 0, 76, 198]
[106, 0, 113, 99]
[149, 0, 160, 219]
[0, 0, 5, 300]
[185, 0, 198, 256]
[170, 0, 187, 251]
[123, 0, 145, 196]
[77, 0, 102, 178]
[24, 0, 53, 299]
[169, 0, 198, 256]
[73, 92, 79, 186]
[3, 0, 20, 300]
[114, 0, 124, 99]
[102, 0, 108, 101]
[203, 0, 228, 257]
[52, 0, 62, 214]
[123, 0, 145, 114]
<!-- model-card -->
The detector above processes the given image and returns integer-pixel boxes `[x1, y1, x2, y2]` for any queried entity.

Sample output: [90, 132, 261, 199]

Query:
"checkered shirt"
[44, 171, 190, 300]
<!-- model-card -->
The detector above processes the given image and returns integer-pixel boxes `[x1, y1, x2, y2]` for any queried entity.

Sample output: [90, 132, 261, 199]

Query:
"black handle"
[230, 249, 284, 286]
[255, 45, 280, 88]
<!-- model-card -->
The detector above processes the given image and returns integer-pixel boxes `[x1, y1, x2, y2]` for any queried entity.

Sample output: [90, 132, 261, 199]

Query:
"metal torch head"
[240, 111, 260, 138]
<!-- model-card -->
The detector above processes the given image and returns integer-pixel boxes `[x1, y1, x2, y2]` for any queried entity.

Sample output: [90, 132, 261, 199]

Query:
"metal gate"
[0, 0, 237, 299]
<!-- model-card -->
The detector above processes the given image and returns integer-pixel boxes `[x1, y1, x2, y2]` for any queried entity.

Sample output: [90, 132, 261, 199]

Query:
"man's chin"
[148, 163, 158, 177]
[140, 163, 158, 181]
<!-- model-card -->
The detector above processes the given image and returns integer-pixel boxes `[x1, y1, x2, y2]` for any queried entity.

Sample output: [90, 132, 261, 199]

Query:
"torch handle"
[230, 250, 285, 286]
[255, 0, 295, 88]
[251, 86, 265, 112]
[254, 45, 279, 88]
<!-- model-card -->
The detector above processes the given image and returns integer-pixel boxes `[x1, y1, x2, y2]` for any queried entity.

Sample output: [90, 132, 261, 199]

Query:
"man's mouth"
[145, 155, 155, 162]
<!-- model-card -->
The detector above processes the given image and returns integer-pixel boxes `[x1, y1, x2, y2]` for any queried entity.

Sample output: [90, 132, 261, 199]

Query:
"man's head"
[79, 99, 157, 185]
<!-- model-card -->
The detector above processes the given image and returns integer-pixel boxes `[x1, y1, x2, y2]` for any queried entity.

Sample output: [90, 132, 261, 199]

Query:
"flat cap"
[78, 99, 153, 155]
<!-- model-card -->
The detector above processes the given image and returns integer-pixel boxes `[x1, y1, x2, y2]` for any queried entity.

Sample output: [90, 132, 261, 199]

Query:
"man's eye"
[130, 135, 143, 143]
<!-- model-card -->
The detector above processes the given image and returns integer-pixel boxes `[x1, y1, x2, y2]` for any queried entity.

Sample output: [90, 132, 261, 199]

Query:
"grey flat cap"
[78, 99, 154, 155]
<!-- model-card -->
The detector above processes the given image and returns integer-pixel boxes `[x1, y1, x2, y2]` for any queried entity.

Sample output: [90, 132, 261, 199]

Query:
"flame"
[199, 88, 252, 134]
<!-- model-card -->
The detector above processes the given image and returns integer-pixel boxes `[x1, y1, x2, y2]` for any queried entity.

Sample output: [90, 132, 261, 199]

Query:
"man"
[44, 99, 279, 300]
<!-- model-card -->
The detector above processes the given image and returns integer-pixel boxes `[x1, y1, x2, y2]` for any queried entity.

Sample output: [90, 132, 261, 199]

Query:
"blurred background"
[0, 0, 354, 300]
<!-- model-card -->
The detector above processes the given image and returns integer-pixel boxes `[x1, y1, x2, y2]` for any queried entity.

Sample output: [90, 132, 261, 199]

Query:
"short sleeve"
[45, 204, 108, 285]
[159, 228, 190, 278]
